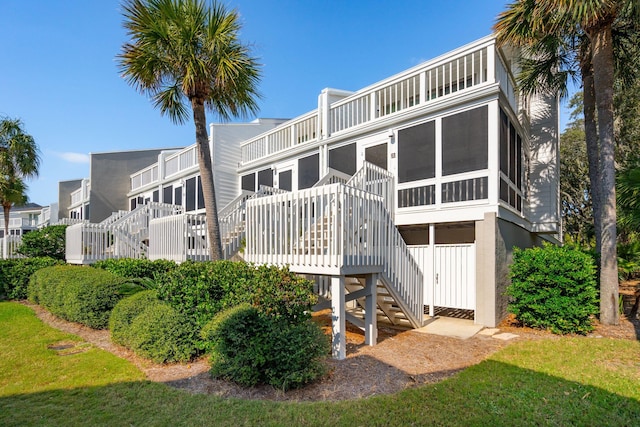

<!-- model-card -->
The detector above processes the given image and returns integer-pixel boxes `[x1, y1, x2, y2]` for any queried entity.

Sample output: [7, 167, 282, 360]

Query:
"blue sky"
[2, 0, 537, 206]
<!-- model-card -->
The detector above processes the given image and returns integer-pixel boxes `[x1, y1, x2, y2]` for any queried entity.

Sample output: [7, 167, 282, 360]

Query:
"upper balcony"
[129, 147, 193, 193]
[240, 35, 519, 167]
[69, 179, 90, 208]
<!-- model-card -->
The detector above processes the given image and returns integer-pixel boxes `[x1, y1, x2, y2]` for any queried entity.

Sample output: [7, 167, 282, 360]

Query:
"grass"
[1, 301, 639, 426]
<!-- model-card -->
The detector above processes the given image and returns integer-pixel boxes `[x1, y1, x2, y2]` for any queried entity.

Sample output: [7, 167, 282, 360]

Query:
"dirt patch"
[23, 295, 639, 402]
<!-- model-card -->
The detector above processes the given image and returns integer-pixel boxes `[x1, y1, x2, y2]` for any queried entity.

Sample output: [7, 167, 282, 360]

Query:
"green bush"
[202, 304, 328, 390]
[0, 257, 64, 300]
[93, 258, 177, 281]
[156, 261, 317, 330]
[127, 302, 196, 363]
[28, 265, 128, 329]
[508, 243, 598, 334]
[109, 290, 161, 347]
[17, 225, 68, 260]
[618, 239, 640, 280]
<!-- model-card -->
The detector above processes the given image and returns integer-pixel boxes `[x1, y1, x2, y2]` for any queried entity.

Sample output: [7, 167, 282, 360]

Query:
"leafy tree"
[0, 117, 41, 257]
[17, 225, 68, 260]
[117, 0, 261, 260]
[495, 0, 640, 325]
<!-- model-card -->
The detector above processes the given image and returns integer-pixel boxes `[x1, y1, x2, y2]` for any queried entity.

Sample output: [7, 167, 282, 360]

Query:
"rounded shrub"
[109, 290, 161, 347]
[203, 304, 329, 390]
[127, 302, 196, 363]
[508, 243, 598, 334]
[28, 265, 127, 329]
[17, 225, 68, 260]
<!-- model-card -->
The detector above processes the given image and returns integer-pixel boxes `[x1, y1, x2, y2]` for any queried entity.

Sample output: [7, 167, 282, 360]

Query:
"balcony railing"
[241, 37, 504, 165]
[130, 164, 159, 191]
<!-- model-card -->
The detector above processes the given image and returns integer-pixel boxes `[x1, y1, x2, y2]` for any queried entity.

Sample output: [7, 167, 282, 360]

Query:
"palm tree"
[0, 117, 41, 258]
[495, 0, 640, 325]
[117, 0, 261, 260]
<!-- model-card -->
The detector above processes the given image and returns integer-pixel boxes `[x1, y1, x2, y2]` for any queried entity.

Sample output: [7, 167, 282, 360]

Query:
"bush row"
[28, 265, 137, 329]
[0, 257, 64, 300]
[94, 258, 177, 281]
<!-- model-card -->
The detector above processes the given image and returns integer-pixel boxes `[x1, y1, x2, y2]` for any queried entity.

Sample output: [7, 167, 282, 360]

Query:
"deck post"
[364, 273, 378, 346]
[331, 275, 346, 360]
[429, 223, 435, 317]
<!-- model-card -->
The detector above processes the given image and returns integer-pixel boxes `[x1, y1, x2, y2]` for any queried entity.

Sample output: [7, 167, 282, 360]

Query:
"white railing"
[164, 144, 197, 178]
[244, 183, 423, 327]
[130, 164, 159, 191]
[148, 213, 210, 263]
[65, 202, 181, 264]
[241, 39, 493, 165]
[347, 161, 395, 213]
[0, 236, 23, 259]
[241, 112, 318, 163]
[313, 168, 352, 187]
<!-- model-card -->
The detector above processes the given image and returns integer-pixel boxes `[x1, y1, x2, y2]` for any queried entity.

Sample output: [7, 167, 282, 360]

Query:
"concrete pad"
[492, 332, 519, 341]
[477, 328, 501, 336]
[415, 317, 484, 340]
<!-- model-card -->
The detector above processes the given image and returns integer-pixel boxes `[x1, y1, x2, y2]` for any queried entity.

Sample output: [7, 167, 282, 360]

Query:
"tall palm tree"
[0, 117, 41, 258]
[118, 0, 261, 260]
[495, 0, 639, 325]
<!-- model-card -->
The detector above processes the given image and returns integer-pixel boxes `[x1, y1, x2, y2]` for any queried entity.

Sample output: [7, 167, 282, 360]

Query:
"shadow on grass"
[2, 360, 639, 426]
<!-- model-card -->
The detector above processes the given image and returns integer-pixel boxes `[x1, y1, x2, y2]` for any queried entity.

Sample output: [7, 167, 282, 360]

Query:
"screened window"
[298, 154, 319, 189]
[197, 176, 204, 210]
[279, 170, 292, 191]
[130, 198, 137, 210]
[398, 121, 435, 183]
[442, 106, 488, 175]
[186, 177, 196, 211]
[365, 143, 387, 170]
[163, 185, 173, 204]
[329, 143, 356, 175]
[174, 186, 182, 207]
[152, 190, 159, 203]
[258, 168, 273, 188]
[241, 173, 255, 192]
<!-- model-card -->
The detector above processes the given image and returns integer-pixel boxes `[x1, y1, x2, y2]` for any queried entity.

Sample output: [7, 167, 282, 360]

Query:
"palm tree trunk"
[191, 99, 223, 261]
[590, 25, 619, 325]
[581, 61, 601, 255]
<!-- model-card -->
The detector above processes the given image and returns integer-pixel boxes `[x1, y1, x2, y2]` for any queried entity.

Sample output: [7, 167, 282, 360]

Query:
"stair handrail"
[346, 161, 395, 214]
[313, 167, 352, 187]
[218, 190, 254, 220]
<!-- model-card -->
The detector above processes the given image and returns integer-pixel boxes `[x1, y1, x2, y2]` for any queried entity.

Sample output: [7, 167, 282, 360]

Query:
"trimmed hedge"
[0, 257, 64, 300]
[508, 243, 598, 334]
[156, 261, 317, 330]
[109, 290, 161, 347]
[28, 265, 130, 329]
[93, 258, 177, 281]
[202, 304, 328, 390]
[127, 302, 196, 363]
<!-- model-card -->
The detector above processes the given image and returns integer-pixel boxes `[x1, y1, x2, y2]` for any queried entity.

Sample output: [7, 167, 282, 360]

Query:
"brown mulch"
[22, 283, 639, 402]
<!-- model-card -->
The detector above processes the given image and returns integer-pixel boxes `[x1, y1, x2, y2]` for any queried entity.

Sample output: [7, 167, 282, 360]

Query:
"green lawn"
[1, 301, 639, 426]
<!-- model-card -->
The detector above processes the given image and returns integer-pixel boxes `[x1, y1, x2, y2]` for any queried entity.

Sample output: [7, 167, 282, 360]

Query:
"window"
[329, 143, 356, 175]
[186, 177, 196, 211]
[174, 186, 182, 207]
[365, 143, 387, 170]
[442, 106, 488, 175]
[298, 154, 319, 189]
[152, 190, 159, 203]
[163, 185, 173, 204]
[130, 198, 137, 210]
[241, 173, 255, 192]
[398, 121, 435, 183]
[197, 176, 205, 210]
[279, 170, 292, 191]
[258, 168, 273, 188]
[499, 107, 524, 212]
